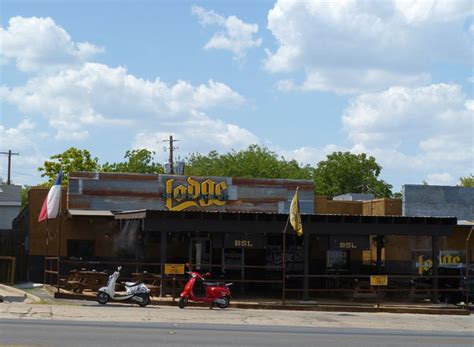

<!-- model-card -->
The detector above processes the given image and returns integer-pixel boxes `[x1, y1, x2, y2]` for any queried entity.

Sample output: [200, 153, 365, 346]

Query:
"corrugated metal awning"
[67, 209, 114, 217]
[114, 210, 147, 220]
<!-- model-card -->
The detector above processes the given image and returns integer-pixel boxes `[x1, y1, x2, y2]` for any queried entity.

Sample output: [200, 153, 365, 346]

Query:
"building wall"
[68, 172, 315, 214]
[402, 184, 474, 220]
[315, 196, 362, 214]
[315, 196, 402, 216]
[362, 199, 402, 216]
[0, 184, 21, 229]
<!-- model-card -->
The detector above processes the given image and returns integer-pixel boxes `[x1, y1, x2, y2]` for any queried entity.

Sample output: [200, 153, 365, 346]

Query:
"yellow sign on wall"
[163, 177, 228, 211]
[164, 263, 185, 275]
[370, 275, 388, 286]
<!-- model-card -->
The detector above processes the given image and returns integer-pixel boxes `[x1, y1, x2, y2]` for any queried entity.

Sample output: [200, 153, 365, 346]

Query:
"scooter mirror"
[204, 272, 212, 278]
[118, 266, 122, 271]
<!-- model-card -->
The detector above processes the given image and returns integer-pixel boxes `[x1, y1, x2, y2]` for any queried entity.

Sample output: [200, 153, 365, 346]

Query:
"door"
[189, 238, 212, 271]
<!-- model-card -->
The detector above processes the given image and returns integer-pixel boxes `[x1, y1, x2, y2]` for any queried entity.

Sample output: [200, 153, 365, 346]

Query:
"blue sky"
[1, 0, 473, 192]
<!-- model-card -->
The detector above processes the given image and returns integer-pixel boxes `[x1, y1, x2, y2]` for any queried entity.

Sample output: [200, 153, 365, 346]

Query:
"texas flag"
[38, 171, 63, 222]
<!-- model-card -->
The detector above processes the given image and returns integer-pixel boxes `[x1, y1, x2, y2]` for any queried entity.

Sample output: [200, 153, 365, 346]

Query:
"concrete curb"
[53, 292, 470, 316]
[0, 284, 42, 303]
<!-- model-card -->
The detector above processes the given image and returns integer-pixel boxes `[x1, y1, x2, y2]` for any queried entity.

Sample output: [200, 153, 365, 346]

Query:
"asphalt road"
[0, 319, 472, 347]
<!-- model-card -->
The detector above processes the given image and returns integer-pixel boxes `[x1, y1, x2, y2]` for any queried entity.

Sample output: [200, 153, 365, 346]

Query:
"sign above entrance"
[163, 177, 228, 211]
[331, 236, 369, 250]
[223, 233, 264, 249]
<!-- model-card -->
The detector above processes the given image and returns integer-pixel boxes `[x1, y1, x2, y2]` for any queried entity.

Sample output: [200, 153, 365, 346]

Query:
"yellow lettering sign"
[164, 177, 228, 211]
[164, 263, 185, 275]
[416, 255, 433, 274]
[416, 253, 464, 274]
[370, 275, 388, 286]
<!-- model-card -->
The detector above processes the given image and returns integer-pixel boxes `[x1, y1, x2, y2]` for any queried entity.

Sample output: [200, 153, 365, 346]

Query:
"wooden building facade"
[12, 172, 471, 302]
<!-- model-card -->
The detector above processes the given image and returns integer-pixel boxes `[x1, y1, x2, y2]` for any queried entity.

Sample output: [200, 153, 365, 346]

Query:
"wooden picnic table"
[64, 270, 108, 294]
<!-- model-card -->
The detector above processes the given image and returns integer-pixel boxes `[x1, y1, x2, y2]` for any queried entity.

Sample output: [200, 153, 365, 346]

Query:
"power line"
[0, 150, 20, 185]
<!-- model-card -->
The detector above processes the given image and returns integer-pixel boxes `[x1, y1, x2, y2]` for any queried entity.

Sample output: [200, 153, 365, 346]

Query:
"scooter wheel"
[96, 292, 109, 305]
[178, 297, 188, 309]
[138, 294, 150, 307]
[216, 296, 230, 309]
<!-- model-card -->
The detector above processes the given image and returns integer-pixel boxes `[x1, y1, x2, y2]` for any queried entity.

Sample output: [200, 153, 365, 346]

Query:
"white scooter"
[96, 266, 151, 307]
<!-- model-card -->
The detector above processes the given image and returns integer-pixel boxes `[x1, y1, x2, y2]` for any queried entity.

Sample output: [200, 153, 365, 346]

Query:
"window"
[326, 250, 349, 270]
[67, 240, 95, 260]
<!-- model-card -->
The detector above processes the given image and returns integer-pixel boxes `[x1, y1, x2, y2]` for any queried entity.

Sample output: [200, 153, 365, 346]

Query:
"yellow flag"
[289, 189, 303, 237]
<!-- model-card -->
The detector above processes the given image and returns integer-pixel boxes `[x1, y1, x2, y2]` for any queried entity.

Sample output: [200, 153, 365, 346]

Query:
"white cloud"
[0, 120, 45, 184]
[192, 5, 262, 61]
[425, 173, 455, 186]
[279, 144, 348, 165]
[132, 114, 259, 156]
[341, 83, 473, 182]
[0, 63, 246, 141]
[0, 16, 103, 72]
[265, 0, 473, 93]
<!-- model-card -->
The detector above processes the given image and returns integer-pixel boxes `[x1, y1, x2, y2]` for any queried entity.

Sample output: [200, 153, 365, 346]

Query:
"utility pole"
[0, 150, 20, 185]
[163, 136, 179, 174]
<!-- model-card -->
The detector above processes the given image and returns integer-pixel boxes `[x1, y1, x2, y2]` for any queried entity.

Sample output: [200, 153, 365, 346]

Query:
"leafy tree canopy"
[458, 174, 474, 187]
[185, 144, 313, 180]
[101, 149, 163, 174]
[21, 186, 30, 208]
[313, 151, 392, 198]
[38, 147, 99, 186]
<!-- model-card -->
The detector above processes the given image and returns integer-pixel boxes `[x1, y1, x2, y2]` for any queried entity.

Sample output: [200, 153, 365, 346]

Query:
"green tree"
[313, 151, 392, 198]
[38, 147, 100, 186]
[458, 174, 474, 187]
[185, 144, 313, 180]
[101, 149, 163, 174]
[392, 191, 402, 199]
[21, 186, 30, 208]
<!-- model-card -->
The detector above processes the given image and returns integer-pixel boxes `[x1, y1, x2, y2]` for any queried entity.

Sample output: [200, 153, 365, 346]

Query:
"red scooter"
[178, 263, 232, 309]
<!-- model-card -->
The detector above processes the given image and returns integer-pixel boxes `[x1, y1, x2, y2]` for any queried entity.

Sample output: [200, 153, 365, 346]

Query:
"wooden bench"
[65, 270, 108, 294]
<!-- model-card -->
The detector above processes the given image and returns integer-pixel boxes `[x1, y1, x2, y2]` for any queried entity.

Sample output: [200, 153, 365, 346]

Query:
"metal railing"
[43, 259, 470, 310]
[0, 256, 16, 284]
[44, 257, 60, 292]
[284, 273, 469, 309]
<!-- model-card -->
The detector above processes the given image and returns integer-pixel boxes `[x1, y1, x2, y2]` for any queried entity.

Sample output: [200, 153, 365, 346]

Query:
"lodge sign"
[163, 177, 229, 211]
[413, 250, 465, 274]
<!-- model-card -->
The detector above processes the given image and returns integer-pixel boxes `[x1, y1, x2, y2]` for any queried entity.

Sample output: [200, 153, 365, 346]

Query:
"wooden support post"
[466, 227, 473, 311]
[172, 277, 176, 302]
[303, 232, 309, 301]
[160, 231, 167, 297]
[376, 235, 383, 275]
[432, 234, 439, 303]
[10, 257, 16, 284]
